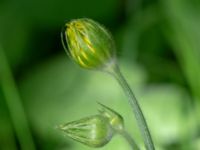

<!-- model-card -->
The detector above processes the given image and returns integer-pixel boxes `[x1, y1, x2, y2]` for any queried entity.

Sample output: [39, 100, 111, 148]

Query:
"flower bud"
[98, 103, 124, 132]
[61, 18, 116, 70]
[58, 115, 113, 148]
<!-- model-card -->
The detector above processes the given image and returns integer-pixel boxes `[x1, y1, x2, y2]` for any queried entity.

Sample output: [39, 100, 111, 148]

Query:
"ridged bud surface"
[61, 18, 116, 70]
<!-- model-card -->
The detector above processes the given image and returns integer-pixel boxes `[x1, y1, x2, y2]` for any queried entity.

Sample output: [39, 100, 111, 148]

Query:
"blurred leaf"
[192, 138, 200, 150]
[161, 0, 200, 99]
[16, 0, 121, 27]
[140, 84, 196, 146]
[116, 4, 161, 61]
[0, 91, 17, 150]
[0, 5, 31, 68]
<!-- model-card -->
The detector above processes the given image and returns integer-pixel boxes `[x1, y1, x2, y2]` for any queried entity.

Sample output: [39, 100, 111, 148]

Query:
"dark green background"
[0, 0, 200, 149]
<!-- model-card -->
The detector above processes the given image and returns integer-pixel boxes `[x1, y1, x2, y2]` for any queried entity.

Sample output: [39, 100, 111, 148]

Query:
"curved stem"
[119, 130, 140, 150]
[0, 46, 36, 150]
[106, 64, 155, 150]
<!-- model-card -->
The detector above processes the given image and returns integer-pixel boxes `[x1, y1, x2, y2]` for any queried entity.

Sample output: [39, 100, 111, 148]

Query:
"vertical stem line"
[0, 46, 36, 150]
[108, 65, 155, 150]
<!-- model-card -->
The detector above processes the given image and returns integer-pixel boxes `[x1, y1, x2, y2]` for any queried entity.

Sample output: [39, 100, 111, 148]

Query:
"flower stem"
[0, 46, 36, 150]
[119, 130, 140, 150]
[107, 64, 155, 150]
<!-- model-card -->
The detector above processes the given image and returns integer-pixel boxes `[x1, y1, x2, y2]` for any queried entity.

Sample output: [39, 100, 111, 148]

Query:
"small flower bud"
[61, 18, 116, 70]
[58, 115, 113, 148]
[98, 103, 124, 132]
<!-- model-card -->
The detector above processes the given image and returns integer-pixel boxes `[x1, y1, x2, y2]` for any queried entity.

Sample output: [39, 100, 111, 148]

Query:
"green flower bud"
[58, 115, 113, 148]
[61, 18, 116, 70]
[98, 103, 124, 132]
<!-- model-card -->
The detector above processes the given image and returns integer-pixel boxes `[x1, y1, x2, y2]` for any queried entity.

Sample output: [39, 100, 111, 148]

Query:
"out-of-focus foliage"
[0, 0, 200, 149]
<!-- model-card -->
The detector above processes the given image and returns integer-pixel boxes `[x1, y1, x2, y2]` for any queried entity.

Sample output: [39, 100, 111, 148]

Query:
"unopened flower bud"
[61, 18, 116, 70]
[58, 115, 113, 148]
[98, 103, 124, 132]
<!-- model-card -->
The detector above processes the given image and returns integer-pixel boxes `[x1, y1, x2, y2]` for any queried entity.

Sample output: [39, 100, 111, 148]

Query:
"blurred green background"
[0, 0, 200, 149]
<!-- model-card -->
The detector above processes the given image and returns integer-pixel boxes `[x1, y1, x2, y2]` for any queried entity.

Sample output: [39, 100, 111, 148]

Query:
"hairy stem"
[106, 64, 155, 150]
[0, 46, 36, 150]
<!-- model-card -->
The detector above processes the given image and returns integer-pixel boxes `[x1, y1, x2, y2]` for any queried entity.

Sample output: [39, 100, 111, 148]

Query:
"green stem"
[106, 64, 155, 150]
[0, 46, 36, 150]
[119, 130, 140, 150]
